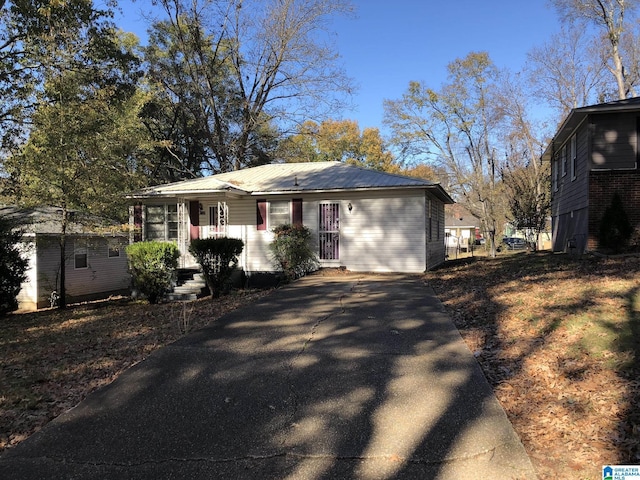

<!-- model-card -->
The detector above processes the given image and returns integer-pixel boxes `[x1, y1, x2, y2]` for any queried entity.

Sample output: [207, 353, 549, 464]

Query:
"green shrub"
[269, 224, 319, 282]
[189, 237, 244, 298]
[125, 241, 179, 304]
[0, 217, 28, 315]
[599, 193, 633, 253]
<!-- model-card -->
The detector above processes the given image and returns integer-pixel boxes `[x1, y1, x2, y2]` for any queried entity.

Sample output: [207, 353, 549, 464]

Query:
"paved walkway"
[0, 274, 537, 479]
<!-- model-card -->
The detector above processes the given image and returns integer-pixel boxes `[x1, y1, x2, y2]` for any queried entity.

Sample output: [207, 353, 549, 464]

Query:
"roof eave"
[250, 184, 453, 199]
[542, 99, 640, 162]
[126, 187, 249, 200]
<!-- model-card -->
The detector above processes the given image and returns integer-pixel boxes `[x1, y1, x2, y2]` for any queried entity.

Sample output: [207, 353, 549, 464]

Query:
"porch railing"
[199, 226, 228, 239]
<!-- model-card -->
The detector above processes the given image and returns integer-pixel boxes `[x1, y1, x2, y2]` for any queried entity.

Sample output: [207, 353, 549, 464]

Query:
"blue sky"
[115, 0, 561, 132]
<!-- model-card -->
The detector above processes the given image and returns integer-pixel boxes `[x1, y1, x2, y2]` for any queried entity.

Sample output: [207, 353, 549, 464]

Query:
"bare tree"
[551, 0, 639, 99]
[526, 25, 607, 120]
[384, 52, 508, 257]
[147, 0, 354, 173]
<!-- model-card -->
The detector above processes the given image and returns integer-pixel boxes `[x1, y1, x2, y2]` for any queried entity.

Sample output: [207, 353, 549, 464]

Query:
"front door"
[319, 203, 339, 260]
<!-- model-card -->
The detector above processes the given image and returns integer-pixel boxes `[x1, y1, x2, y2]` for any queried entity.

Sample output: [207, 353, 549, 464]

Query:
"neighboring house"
[445, 205, 481, 251]
[127, 162, 454, 276]
[542, 98, 640, 253]
[0, 206, 130, 310]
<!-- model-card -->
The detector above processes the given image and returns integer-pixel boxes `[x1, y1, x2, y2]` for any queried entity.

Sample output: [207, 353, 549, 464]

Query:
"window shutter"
[133, 204, 143, 242]
[189, 201, 200, 240]
[292, 198, 303, 225]
[257, 200, 267, 230]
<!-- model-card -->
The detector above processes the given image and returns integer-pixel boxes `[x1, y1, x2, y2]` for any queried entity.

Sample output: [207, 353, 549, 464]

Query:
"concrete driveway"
[0, 273, 537, 479]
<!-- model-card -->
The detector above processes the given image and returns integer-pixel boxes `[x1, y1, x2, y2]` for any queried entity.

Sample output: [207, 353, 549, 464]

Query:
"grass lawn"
[1, 253, 638, 480]
[425, 251, 640, 480]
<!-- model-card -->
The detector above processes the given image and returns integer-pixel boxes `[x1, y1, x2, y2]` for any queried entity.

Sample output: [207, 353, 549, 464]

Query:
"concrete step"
[166, 293, 198, 302]
[166, 270, 209, 302]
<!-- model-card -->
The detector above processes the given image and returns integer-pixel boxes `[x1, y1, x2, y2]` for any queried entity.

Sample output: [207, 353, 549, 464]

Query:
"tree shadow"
[0, 274, 534, 479]
[427, 251, 640, 476]
[611, 284, 640, 462]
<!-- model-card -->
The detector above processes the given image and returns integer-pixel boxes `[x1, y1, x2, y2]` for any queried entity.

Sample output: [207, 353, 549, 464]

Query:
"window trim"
[145, 203, 179, 241]
[561, 144, 567, 177]
[570, 134, 577, 180]
[268, 200, 292, 229]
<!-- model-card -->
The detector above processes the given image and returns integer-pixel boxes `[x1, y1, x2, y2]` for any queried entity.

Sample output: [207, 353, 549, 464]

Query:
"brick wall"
[588, 170, 640, 249]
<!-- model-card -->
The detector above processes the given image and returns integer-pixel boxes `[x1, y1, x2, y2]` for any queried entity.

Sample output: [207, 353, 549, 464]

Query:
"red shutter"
[189, 201, 200, 240]
[257, 200, 267, 230]
[292, 198, 303, 225]
[133, 204, 143, 242]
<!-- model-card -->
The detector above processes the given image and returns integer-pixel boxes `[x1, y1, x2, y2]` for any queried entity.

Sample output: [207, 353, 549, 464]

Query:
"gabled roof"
[445, 205, 480, 228]
[129, 161, 454, 203]
[542, 97, 640, 162]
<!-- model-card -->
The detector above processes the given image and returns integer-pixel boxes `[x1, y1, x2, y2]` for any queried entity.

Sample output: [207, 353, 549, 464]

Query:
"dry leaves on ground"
[0, 289, 271, 452]
[425, 252, 640, 480]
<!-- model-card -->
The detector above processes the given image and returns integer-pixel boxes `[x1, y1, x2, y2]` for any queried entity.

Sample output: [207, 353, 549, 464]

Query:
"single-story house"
[0, 206, 130, 310]
[542, 97, 640, 253]
[445, 205, 481, 250]
[127, 161, 454, 276]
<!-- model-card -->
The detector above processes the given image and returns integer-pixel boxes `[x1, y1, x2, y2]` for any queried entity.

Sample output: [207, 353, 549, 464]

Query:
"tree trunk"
[58, 208, 68, 309]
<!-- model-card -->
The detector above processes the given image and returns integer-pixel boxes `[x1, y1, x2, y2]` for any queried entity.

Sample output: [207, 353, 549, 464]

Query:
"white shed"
[1, 206, 130, 310]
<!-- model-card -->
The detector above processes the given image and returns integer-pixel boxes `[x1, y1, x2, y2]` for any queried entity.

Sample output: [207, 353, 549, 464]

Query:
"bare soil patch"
[424, 252, 640, 479]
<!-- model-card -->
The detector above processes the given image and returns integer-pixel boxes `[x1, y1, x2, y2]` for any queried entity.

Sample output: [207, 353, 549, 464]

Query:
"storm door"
[319, 203, 340, 260]
[207, 202, 228, 238]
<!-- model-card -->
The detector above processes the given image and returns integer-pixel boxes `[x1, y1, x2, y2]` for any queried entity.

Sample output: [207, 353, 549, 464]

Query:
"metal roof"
[130, 162, 454, 203]
[0, 206, 124, 236]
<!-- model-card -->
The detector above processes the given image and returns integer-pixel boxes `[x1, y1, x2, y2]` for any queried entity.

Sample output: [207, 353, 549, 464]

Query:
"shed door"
[319, 203, 339, 260]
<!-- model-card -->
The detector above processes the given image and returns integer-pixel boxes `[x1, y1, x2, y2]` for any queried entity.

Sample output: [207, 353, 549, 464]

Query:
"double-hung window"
[269, 201, 291, 227]
[257, 199, 302, 230]
[146, 204, 178, 241]
[74, 240, 88, 269]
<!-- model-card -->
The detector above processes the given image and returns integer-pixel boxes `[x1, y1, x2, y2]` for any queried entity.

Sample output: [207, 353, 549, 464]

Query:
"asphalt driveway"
[0, 273, 537, 479]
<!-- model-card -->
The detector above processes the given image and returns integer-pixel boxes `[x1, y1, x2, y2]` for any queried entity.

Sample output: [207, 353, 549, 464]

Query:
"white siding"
[31, 235, 130, 309]
[174, 189, 436, 274]
[16, 239, 38, 310]
[35, 236, 62, 307]
[227, 191, 427, 273]
[324, 191, 427, 273]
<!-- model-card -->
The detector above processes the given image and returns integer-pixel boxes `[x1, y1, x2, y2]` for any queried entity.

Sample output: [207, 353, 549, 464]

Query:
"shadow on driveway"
[0, 274, 536, 479]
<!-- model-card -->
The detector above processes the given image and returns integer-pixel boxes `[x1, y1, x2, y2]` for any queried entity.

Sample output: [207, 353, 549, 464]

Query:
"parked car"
[502, 237, 526, 250]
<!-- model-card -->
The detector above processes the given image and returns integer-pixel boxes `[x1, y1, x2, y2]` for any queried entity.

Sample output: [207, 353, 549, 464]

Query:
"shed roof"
[0, 206, 124, 236]
[130, 161, 454, 203]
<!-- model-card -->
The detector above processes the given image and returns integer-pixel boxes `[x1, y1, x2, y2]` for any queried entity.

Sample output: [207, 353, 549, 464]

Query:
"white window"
[146, 204, 178, 241]
[269, 201, 291, 228]
[561, 145, 567, 177]
[75, 240, 88, 269]
[553, 158, 558, 192]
